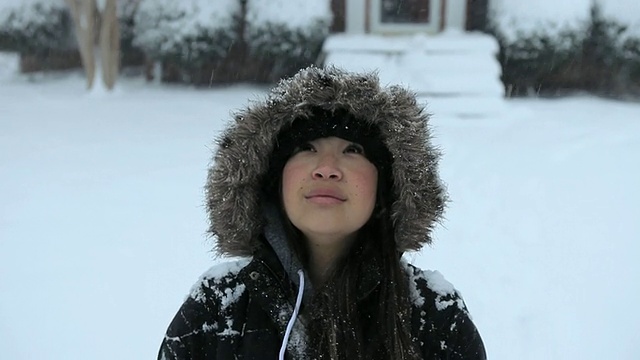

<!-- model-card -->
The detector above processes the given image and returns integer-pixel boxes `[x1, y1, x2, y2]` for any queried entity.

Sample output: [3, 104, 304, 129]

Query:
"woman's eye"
[345, 143, 365, 154]
[293, 143, 315, 153]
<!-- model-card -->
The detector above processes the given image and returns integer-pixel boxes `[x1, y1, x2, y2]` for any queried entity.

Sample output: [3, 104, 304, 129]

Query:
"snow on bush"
[0, 0, 65, 32]
[2, 0, 331, 82]
[133, 0, 331, 84]
[246, 0, 331, 81]
[0, 0, 143, 57]
[490, 0, 640, 42]
[0, 0, 72, 53]
[120, 0, 143, 41]
[133, 0, 239, 65]
[119, 0, 146, 67]
[489, 1, 640, 97]
[246, 0, 331, 34]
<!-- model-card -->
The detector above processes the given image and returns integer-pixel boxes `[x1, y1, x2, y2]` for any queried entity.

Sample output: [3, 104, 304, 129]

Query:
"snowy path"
[1, 74, 639, 359]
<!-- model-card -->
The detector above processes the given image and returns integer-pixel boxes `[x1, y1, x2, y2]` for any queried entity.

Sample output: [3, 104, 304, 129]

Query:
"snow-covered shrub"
[0, 0, 73, 54]
[622, 38, 640, 88]
[119, 0, 146, 67]
[133, 0, 239, 80]
[245, 0, 331, 82]
[0, 0, 146, 72]
[133, 0, 331, 84]
[491, 2, 640, 97]
[493, 27, 581, 96]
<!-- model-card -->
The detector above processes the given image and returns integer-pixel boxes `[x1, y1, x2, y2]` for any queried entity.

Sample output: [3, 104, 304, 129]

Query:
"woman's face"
[282, 136, 378, 248]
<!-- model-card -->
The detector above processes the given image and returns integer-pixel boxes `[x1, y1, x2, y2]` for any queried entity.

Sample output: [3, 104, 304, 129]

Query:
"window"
[380, 0, 430, 24]
[370, 0, 441, 34]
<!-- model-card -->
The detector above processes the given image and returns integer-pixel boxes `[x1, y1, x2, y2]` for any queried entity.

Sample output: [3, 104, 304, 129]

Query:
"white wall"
[445, 0, 467, 31]
[345, 0, 366, 34]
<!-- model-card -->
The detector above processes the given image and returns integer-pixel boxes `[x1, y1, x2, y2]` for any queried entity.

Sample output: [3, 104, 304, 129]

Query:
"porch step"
[321, 32, 505, 118]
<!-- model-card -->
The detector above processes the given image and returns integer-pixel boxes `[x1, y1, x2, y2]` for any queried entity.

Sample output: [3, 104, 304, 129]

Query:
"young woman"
[158, 67, 486, 360]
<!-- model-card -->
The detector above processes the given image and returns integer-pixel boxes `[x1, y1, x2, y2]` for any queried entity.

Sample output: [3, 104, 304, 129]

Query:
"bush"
[490, 2, 640, 98]
[119, 0, 146, 68]
[622, 38, 640, 92]
[2, 0, 332, 83]
[0, 0, 149, 72]
[133, 0, 240, 83]
[246, 0, 330, 82]
[133, 0, 331, 85]
[0, 0, 74, 55]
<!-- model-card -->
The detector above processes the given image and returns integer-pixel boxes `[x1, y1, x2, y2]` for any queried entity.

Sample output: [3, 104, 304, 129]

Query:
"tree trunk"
[66, 0, 97, 89]
[66, 0, 120, 91]
[100, 0, 120, 89]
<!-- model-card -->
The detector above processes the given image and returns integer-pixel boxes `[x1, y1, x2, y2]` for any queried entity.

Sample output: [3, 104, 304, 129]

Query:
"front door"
[370, 0, 442, 34]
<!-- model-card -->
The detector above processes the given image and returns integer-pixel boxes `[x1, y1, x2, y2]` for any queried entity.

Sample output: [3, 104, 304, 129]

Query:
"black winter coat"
[158, 244, 486, 360]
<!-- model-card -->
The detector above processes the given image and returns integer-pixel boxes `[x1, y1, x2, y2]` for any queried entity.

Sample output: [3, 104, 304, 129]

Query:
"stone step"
[321, 32, 505, 118]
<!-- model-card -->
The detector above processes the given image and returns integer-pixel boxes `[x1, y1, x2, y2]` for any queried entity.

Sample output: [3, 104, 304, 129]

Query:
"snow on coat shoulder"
[188, 257, 252, 306]
[403, 261, 469, 314]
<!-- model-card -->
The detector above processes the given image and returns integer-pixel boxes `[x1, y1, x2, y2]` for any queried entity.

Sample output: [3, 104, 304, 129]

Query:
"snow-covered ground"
[1, 57, 639, 359]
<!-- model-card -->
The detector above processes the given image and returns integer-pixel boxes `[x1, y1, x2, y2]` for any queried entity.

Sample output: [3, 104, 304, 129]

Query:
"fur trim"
[205, 66, 447, 256]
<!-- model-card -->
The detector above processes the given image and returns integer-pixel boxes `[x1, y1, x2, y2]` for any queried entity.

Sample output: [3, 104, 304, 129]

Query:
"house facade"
[330, 0, 489, 34]
[321, 0, 502, 118]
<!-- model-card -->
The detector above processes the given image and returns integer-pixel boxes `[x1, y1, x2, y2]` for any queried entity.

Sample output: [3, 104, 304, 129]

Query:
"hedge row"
[489, 3, 640, 98]
[0, 1, 144, 72]
[0, 2, 73, 54]
[0, 0, 331, 84]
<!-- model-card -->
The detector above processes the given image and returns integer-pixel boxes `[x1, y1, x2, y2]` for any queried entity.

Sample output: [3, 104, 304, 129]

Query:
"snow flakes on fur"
[206, 66, 448, 256]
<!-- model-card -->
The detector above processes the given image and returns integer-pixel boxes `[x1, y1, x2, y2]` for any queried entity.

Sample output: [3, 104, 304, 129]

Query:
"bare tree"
[65, 0, 120, 90]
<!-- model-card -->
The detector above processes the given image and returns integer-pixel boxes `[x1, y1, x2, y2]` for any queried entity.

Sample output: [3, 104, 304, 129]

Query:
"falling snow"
[1, 37, 640, 359]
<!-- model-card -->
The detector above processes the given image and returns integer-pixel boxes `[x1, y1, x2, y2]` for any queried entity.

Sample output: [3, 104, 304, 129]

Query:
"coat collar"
[250, 238, 381, 304]
[238, 241, 381, 358]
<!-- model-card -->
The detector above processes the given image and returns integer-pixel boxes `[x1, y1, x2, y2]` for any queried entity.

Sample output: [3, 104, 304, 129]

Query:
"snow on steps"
[321, 31, 505, 118]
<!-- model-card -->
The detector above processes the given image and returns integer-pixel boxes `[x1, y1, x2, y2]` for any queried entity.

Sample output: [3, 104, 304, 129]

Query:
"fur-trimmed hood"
[206, 66, 447, 257]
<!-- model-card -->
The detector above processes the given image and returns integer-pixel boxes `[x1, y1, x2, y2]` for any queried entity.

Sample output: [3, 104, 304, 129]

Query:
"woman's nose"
[312, 156, 342, 180]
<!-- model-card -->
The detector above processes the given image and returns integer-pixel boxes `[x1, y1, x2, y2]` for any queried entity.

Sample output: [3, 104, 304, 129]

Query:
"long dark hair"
[278, 164, 421, 360]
